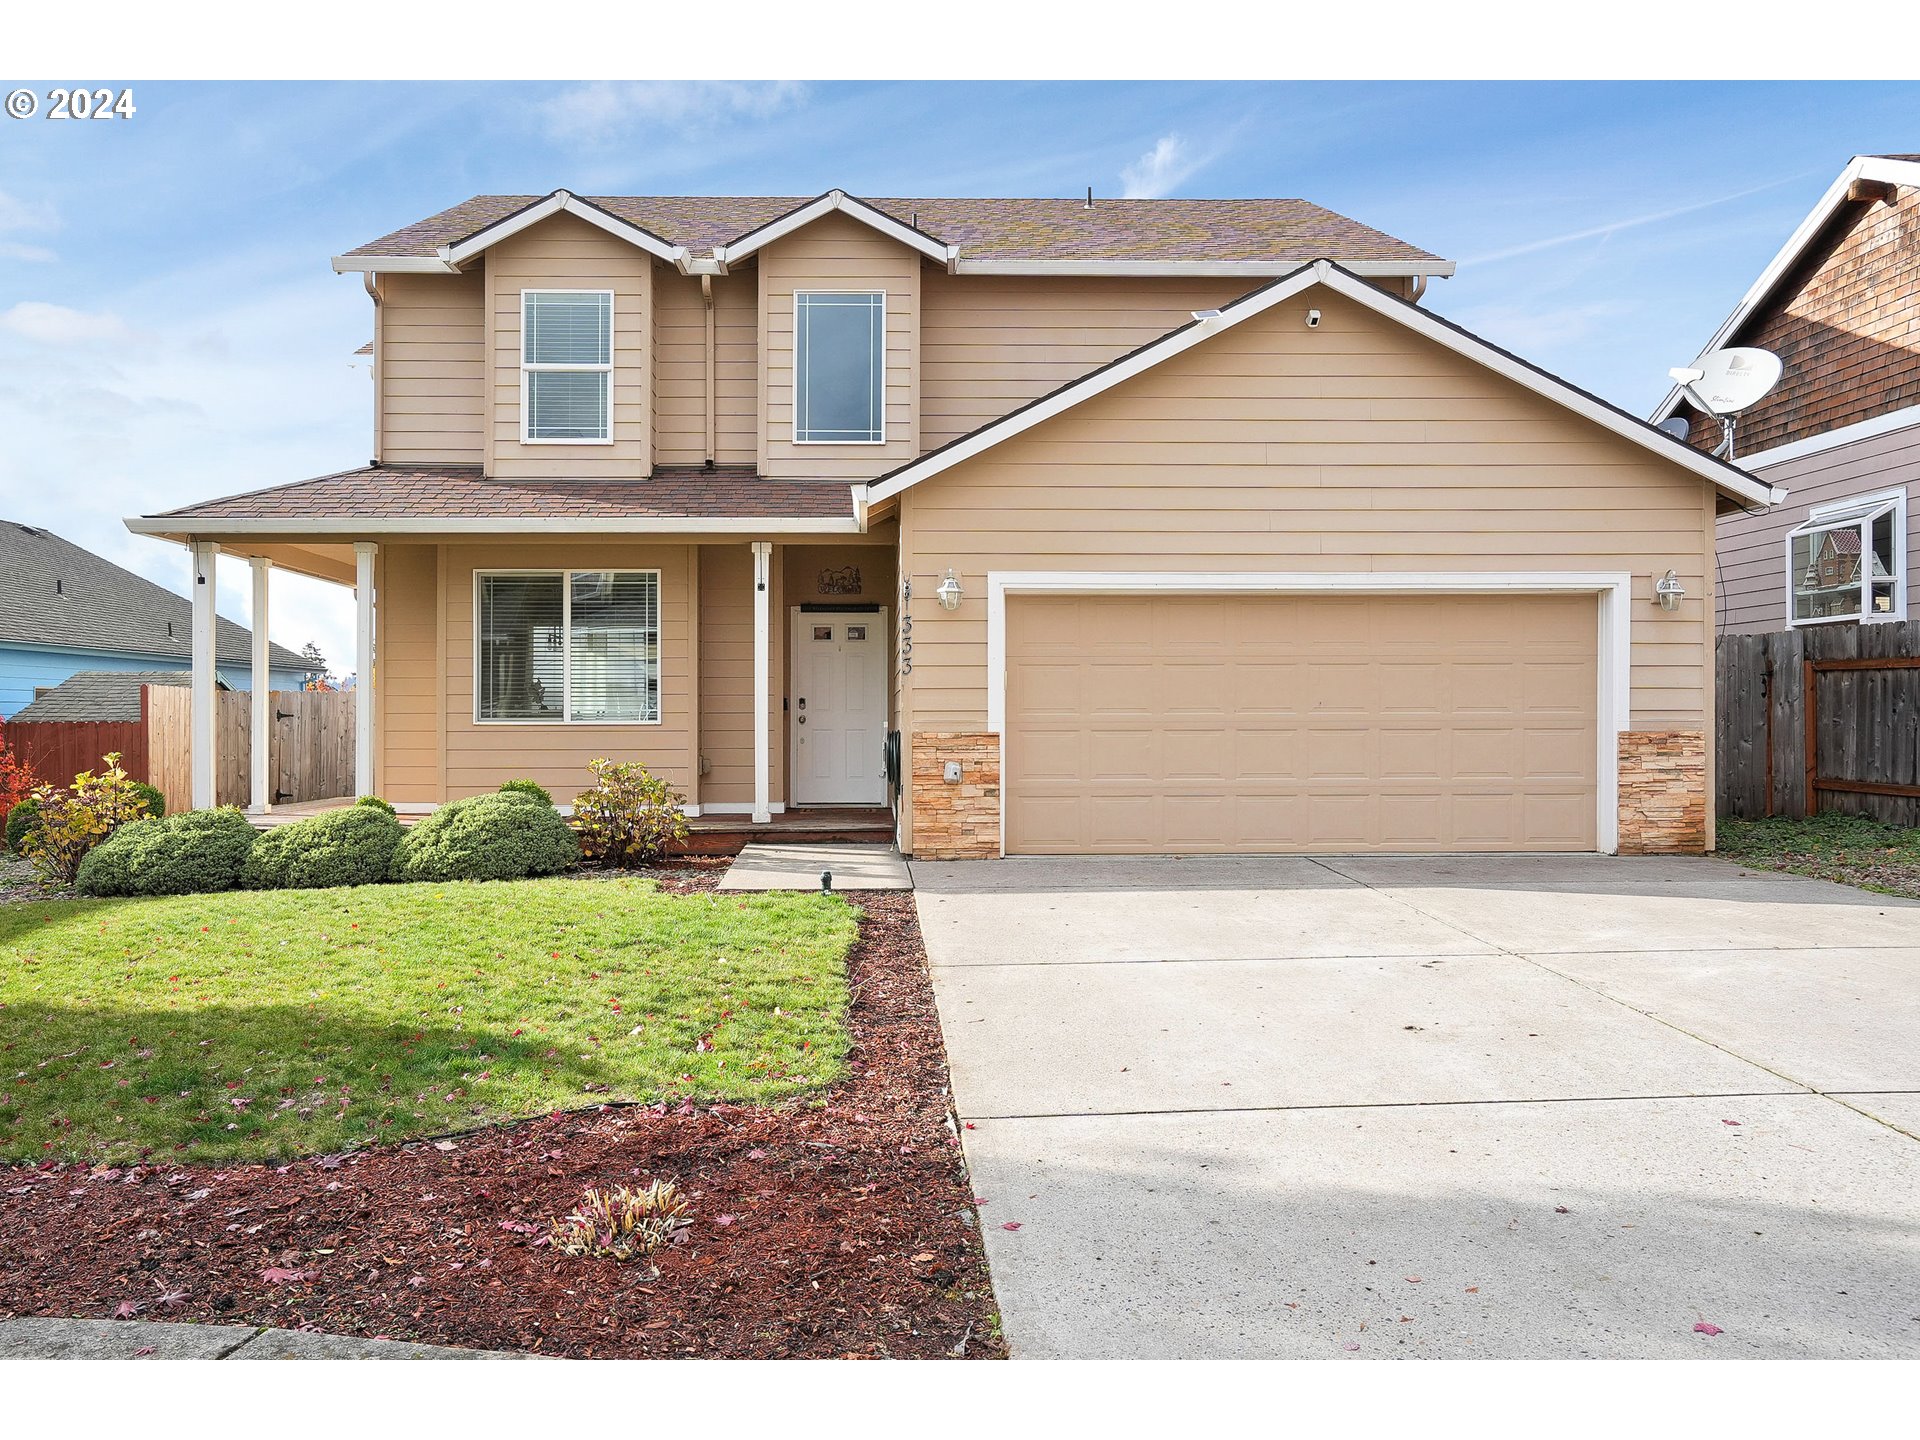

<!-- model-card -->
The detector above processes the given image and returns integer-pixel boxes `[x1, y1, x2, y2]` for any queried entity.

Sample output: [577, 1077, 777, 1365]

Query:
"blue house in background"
[0, 521, 316, 718]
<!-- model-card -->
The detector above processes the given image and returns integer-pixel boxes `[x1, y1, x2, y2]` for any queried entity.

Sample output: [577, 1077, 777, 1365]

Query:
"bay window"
[794, 290, 884, 444]
[477, 570, 659, 723]
[1785, 488, 1907, 626]
[522, 290, 612, 442]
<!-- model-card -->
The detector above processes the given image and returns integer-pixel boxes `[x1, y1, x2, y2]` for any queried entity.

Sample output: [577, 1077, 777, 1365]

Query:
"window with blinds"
[794, 291, 884, 444]
[477, 570, 660, 723]
[522, 290, 612, 442]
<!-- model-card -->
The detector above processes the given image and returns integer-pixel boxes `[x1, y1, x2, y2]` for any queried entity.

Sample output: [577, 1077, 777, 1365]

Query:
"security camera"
[1305, 309, 1321, 329]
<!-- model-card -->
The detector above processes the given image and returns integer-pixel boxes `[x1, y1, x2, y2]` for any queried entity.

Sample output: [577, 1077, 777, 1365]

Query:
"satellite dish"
[1657, 416, 1693, 441]
[1672, 347, 1784, 417]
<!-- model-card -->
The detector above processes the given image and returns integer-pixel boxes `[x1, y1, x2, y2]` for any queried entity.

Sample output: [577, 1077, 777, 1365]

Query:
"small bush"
[242, 804, 403, 890]
[354, 795, 398, 817]
[4, 795, 40, 855]
[571, 758, 689, 867]
[129, 781, 166, 820]
[75, 807, 257, 897]
[389, 792, 579, 883]
[550, 1180, 690, 1266]
[498, 778, 554, 807]
[21, 753, 153, 885]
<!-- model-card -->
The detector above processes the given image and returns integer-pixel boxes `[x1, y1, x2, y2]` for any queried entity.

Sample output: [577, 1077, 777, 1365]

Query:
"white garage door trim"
[986, 571, 1633, 854]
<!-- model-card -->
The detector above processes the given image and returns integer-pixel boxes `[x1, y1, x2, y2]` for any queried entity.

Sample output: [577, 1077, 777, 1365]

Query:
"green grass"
[1718, 812, 1920, 898]
[0, 878, 857, 1165]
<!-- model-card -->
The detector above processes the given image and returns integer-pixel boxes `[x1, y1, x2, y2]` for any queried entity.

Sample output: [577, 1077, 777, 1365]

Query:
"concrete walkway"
[915, 853, 1920, 1359]
[718, 842, 912, 891]
[0, 1316, 535, 1360]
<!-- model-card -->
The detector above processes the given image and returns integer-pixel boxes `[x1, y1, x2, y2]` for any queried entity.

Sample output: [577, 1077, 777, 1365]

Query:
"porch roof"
[127, 464, 863, 539]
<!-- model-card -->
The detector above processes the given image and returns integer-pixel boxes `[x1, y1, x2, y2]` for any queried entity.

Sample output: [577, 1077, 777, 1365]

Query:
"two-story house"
[131, 187, 1776, 857]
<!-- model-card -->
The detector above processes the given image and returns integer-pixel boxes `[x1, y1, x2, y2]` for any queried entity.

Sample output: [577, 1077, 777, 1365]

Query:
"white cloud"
[0, 241, 57, 264]
[1120, 133, 1208, 199]
[1460, 177, 1799, 267]
[1450, 299, 1629, 354]
[539, 81, 809, 145]
[0, 301, 135, 346]
[0, 186, 58, 234]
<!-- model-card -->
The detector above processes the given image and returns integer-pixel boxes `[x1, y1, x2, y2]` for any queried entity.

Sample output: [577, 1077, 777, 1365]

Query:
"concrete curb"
[0, 1317, 541, 1360]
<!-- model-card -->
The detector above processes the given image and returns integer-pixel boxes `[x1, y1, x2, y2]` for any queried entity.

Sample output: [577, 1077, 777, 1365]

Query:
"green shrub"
[355, 794, 397, 816]
[242, 803, 403, 890]
[571, 758, 690, 867]
[389, 792, 579, 883]
[498, 778, 554, 807]
[4, 795, 40, 855]
[129, 781, 166, 820]
[21, 753, 153, 885]
[75, 807, 257, 897]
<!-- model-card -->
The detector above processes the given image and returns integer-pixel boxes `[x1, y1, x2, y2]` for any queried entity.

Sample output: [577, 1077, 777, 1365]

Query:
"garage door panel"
[1006, 593, 1598, 855]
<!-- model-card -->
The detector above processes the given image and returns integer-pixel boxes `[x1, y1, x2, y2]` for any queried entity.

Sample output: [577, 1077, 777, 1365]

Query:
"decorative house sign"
[818, 565, 862, 596]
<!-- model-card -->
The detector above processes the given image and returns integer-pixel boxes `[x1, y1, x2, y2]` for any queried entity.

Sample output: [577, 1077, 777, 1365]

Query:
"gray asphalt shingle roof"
[0, 522, 315, 673]
[7, 670, 218, 723]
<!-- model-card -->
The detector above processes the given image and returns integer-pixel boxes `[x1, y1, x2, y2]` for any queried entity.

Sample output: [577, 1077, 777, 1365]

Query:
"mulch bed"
[0, 892, 1004, 1359]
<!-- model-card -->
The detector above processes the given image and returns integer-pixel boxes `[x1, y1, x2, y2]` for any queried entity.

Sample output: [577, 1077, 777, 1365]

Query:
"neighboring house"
[7, 670, 218, 724]
[128, 187, 1773, 855]
[0, 522, 315, 717]
[1652, 153, 1920, 635]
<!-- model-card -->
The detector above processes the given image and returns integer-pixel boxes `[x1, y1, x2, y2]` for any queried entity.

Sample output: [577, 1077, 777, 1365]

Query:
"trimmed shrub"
[572, 758, 689, 867]
[129, 781, 166, 820]
[498, 778, 554, 807]
[242, 804, 403, 890]
[389, 792, 579, 883]
[75, 807, 257, 897]
[355, 795, 398, 817]
[4, 795, 40, 855]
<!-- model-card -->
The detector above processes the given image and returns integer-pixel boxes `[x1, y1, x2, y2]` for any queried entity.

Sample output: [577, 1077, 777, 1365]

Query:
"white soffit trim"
[1651, 155, 1920, 423]
[866, 260, 1778, 510]
[124, 515, 862, 538]
[329, 254, 459, 275]
[437, 191, 687, 269]
[715, 190, 953, 268]
[951, 258, 1457, 278]
[985, 569, 1632, 855]
[1733, 401, 1920, 472]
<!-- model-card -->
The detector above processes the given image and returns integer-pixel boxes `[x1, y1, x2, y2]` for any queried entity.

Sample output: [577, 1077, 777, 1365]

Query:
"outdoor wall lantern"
[1654, 570, 1686, 612]
[936, 568, 964, 611]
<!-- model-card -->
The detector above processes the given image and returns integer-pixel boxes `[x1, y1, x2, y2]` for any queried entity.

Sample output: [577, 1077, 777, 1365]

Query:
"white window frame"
[520, 289, 614, 446]
[792, 289, 886, 446]
[472, 568, 662, 725]
[1783, 486, 1908, 629]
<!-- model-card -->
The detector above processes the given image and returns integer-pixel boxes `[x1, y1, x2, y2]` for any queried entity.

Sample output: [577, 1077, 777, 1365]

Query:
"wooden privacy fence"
[11, 686, 354, 814]
[1716, 619, 1920, 824]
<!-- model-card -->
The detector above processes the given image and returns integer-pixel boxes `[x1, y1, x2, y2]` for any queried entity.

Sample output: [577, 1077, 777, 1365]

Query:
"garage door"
[1005, 592, 1598, 854]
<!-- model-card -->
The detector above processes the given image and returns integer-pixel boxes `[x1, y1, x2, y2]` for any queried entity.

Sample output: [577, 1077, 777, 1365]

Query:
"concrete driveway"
[914, 854, 1920, 1359]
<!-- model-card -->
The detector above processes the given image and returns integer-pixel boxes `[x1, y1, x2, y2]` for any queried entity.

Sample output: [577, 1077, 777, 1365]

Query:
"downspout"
[363, 271, 384, 465]
[701, 273, 717, 468]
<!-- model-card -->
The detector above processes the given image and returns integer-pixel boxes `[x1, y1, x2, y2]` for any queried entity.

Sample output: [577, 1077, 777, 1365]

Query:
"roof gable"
[861, 261, 1779, 516]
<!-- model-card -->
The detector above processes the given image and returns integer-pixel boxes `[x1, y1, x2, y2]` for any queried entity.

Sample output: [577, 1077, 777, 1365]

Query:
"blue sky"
[2, 79, 1915, 669]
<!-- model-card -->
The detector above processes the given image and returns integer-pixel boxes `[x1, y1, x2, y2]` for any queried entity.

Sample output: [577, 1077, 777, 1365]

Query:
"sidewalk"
[0, 1317, 539, 1360]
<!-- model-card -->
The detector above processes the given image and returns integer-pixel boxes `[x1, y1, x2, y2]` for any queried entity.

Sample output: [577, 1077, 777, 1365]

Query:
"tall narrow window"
[1785, 488, 1907, 626]
[477, 570, 660, 723]
[523, 290, 612, 442]
[794, 291, 884, 444]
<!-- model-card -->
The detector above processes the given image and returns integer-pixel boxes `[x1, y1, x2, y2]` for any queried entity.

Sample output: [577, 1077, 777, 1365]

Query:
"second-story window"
[794, 291, 884, 444]
[522, 290, 612, 443]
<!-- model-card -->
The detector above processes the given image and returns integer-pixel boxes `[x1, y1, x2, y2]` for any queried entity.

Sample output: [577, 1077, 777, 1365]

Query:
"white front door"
[790, 607, 888, 806]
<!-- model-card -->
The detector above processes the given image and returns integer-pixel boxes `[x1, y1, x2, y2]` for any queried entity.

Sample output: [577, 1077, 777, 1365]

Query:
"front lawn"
[1717, 812, 1920, 898]
[0, 879, 856, 1164]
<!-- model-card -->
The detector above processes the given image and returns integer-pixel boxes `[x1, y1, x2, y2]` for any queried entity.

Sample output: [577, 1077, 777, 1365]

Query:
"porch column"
[189, 540, 219, 810]
[249, 556, 272, 812]
[751, 540, 772, 823]
[354, 541, 377, 798]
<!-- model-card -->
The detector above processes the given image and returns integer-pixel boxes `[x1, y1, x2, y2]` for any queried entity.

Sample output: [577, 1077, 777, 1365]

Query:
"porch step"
[677, 807, 894, 856]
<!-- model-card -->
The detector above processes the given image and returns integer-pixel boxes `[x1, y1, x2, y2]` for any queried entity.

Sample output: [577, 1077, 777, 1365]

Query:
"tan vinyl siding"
[899, 286, 1715, 732]
[486, 214, 651, 477]
[1718, 420, 1920, 634]
[375, 543, 443, 803]
[759, 213, 918, 479]
[436, 542, 694, 801]
[696, 543, 770, 807]
[378, 271, 485, 464]
[650, 269, 759, 467]
[919, 271, 1253, 450]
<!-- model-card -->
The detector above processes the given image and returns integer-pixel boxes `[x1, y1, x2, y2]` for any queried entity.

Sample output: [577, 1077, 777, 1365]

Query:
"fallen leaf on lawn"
[714, 1215, 736, 1227]
[1001, 1222, 1022, 1231]
[259, 1267, 316, 1284]
[1694, 1322, 1723, 1336]
[113, 1301, 143, 1319]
